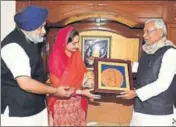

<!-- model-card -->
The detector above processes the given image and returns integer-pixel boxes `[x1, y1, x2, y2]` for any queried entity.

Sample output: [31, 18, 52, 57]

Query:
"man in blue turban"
[1, 5, 74, 126]
[14, 5, 48, 44]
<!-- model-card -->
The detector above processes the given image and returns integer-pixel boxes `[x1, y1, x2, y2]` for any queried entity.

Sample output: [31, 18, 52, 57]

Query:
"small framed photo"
[81, 36, 111, 70]
[94, 58, 133, 94]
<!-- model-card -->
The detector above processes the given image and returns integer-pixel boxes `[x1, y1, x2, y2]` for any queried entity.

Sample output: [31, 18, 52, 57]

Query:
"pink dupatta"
[48, 26, 88, 117]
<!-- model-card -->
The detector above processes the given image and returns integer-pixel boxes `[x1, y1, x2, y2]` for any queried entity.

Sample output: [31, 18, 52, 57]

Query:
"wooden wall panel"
[16, 1, 30, 12]
[165, 1, 176, 24]
[16, 1, 176, 43]
[97, 2, 164, 22]
[18, 1, 166, 26]
[166, 1, 176, 43]
[29, 1, 139, 27]
[168, 24, 176, 45]
[16, 1, 175, 23]
[87, 98, 133, 125]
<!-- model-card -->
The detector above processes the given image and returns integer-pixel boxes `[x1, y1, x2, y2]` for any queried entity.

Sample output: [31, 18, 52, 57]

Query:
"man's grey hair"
[145, 19, 167, 36]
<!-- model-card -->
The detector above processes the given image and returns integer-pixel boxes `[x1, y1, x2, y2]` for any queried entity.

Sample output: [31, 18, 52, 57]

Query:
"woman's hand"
[76, 89, 101, 99]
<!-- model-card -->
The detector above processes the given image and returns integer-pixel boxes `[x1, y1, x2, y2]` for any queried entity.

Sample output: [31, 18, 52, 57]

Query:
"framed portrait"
[94, 58, 133, 94]
[81, 36, 111, 70]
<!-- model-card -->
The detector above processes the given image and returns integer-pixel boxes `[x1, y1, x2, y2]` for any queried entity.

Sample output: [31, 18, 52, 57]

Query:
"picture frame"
[81, 36, 111, 70]
[93, 58, 133, 94]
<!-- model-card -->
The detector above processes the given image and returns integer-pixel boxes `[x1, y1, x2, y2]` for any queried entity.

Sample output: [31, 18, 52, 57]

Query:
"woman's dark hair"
[68, 29, 79, 44]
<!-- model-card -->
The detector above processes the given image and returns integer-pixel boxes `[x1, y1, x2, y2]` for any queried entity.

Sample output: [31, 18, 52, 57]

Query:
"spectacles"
[143, 29, 158, 35]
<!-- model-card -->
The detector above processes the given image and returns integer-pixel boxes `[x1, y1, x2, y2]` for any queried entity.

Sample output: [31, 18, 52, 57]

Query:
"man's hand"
[80, 89, 101, 99]
[116, 90, 137, 100]
[53, 86, 74, 98]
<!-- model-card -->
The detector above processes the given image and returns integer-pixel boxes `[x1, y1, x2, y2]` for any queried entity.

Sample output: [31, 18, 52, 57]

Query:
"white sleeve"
[136, 48, 176, 102]
[1, 43, 31, 78]
[132, 62, 139, 73]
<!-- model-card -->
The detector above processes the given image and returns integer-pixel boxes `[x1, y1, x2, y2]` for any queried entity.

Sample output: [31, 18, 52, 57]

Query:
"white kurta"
[131, 48, 176, 126]
[1, 107, 48, 126]
[1, 43, 48, 126]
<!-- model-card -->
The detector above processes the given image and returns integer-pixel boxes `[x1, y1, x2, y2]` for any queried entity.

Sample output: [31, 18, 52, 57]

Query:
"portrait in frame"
[81, 36, 111, 70]
[93, 58, 133, 95]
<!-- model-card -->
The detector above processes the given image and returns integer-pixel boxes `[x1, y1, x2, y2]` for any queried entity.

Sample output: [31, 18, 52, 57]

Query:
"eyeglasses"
[143, 29, 158, 35]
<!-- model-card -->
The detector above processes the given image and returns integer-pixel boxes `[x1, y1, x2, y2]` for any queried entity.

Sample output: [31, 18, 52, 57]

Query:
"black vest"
[134, 46, 176, 115]
[1, 28, 47, 117]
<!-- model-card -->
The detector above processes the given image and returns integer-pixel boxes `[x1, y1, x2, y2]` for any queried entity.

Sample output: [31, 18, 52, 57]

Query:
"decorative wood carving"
[60, 13, 138, 28]
[70, 22, 142, 38]
[16, 1, 167, 27]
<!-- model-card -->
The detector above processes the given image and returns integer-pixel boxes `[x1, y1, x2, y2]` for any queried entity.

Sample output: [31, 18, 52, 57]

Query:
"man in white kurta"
[118, 19, 176, 126]
[1, 5, 74, 126]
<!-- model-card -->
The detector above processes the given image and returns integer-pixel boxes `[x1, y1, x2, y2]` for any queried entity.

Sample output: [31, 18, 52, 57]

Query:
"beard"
[26, 32, 45, 44]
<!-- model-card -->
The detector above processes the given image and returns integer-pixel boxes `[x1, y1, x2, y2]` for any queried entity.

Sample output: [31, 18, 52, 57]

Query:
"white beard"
[26, 32, 44, 44]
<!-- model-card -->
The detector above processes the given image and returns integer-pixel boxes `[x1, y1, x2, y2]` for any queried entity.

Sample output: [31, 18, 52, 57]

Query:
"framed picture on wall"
[93, 58, 133, 94]
[81, 36, 111, 70]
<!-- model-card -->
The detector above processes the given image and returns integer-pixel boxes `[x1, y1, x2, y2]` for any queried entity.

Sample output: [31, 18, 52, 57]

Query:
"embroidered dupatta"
[48, 26, 88, 117]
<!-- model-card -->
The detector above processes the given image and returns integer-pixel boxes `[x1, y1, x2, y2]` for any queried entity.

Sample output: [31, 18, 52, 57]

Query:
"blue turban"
[14, 5, 48, 31]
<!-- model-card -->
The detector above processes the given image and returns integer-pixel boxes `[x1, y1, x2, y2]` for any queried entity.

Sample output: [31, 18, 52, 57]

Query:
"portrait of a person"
[84, 38, 109, 69]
